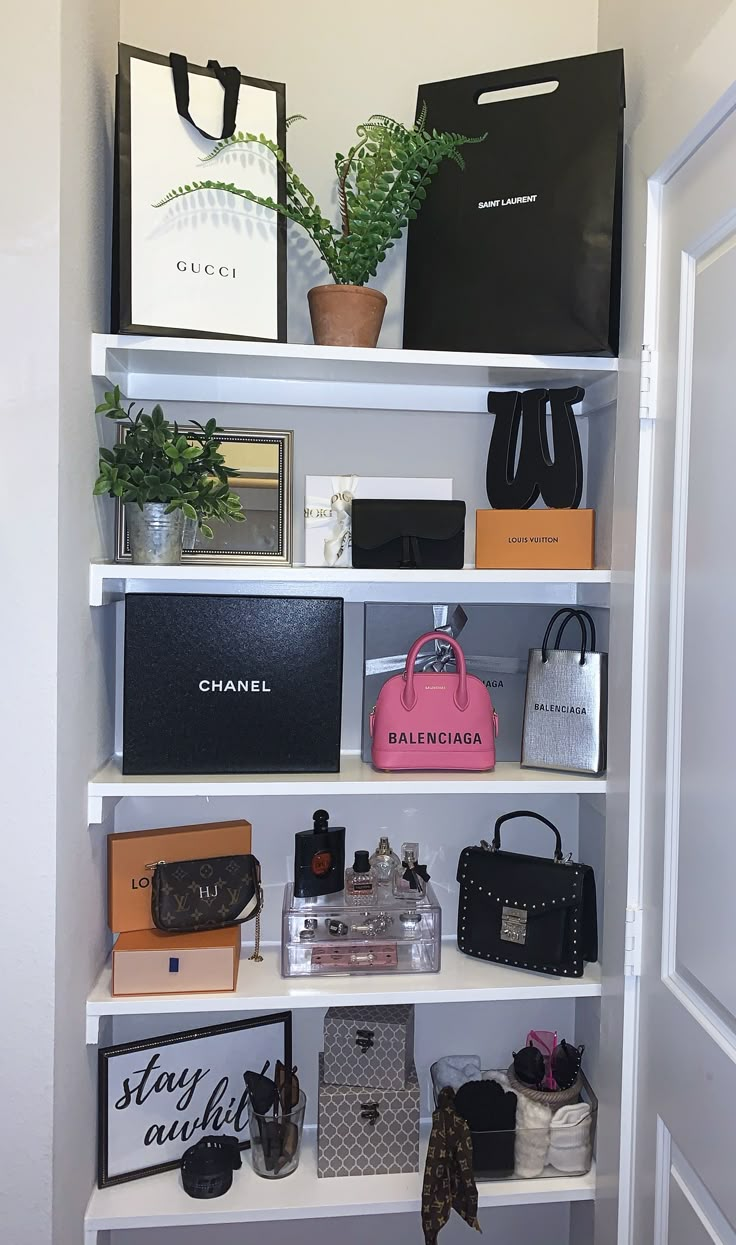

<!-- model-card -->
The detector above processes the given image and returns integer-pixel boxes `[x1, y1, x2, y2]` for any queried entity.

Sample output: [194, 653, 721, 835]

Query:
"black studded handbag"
[456, 812, 597, 978]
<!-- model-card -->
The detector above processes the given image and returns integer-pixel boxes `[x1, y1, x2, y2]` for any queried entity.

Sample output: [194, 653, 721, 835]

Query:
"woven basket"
[506, 1065, 583, 1108]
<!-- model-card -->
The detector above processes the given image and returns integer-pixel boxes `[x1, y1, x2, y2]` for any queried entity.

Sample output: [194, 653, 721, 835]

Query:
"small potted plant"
[94, 388, 245, 564]
[155, 108, 484, 348]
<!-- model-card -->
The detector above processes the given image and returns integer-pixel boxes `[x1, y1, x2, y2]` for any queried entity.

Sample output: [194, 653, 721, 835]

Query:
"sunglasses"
[244, 1061, 302, 1175]
[513, 1033, 584, 1092]
[244, 1061, 300, 1116]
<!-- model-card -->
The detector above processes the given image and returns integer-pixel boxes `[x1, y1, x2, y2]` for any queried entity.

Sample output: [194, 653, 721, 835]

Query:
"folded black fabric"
[455, 1079, 517, 1178]
[351, 499, 465, 569]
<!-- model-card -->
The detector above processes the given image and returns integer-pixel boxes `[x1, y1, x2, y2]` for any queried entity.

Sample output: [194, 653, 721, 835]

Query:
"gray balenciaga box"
[317, 1054, 420, 1178]
[323, 1004, 415, 1090]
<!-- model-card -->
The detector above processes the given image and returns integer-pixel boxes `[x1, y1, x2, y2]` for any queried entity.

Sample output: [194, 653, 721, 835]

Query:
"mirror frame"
[114, 427, 293, 565]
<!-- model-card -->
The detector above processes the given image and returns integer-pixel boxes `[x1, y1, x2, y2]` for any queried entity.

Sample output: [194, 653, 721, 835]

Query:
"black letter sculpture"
[486, 386, 585, 509]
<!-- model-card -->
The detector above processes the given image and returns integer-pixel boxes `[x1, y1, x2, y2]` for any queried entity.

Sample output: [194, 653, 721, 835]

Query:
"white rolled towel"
[432, 1056, 482, 1093]
[547, 1102, 593, 1173]
[512, 1093, 553, 1178]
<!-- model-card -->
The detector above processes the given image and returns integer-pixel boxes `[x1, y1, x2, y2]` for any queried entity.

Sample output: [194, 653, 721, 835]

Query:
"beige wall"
[121, 0, 599, 344]
[598, 0, 734, 131]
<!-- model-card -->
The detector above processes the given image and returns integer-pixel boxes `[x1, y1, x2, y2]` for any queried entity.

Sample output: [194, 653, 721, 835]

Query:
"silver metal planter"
[125, 502, 184, 565]
[182, 515, 198, 550]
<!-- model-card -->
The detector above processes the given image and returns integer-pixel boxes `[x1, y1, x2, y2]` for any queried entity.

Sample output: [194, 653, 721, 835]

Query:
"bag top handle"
[492, 810, 563, 862]
[402, 631, 468, 711]
[541, 608, 596, 665]
[170, 52, 241, 142]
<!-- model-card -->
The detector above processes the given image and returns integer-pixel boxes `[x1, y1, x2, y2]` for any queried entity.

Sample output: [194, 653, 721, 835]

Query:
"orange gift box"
[107, 819, 252, 933]
[112, 926, 240, 996]
[475, 509, 595, 570]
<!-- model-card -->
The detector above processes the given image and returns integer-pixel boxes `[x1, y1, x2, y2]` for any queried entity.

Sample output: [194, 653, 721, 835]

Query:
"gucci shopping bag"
[113, 44, 286, 340]
[404, 50, 625, 356]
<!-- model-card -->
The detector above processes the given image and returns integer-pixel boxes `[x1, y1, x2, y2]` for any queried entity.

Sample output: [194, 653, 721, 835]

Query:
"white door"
[632, 92, 736, 1243]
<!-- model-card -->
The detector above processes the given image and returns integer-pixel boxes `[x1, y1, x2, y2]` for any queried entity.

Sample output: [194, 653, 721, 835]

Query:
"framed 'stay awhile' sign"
[97, 1012, 292, 1186]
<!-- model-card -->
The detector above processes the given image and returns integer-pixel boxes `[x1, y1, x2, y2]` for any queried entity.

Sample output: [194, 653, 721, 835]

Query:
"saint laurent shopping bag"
[404, 50, 624, 355]
[113, 44, 286, 340]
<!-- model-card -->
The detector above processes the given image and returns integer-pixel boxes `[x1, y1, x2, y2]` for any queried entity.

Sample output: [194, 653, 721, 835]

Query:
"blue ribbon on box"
[364, 605, 526, 678]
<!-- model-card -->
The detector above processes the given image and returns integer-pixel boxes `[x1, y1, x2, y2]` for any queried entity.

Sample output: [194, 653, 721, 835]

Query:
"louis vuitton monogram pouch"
[151, 854, 262, 946]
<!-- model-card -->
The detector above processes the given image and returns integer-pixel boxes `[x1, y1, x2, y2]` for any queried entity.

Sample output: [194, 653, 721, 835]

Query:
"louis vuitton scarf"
[421, 1086, 481, 1244]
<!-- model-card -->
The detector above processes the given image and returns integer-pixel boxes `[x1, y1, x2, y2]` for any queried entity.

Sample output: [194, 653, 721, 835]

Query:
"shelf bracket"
[88, 794, 121, 826]
[86, 1012, 101, 1046]
[624, 905, 644, 976]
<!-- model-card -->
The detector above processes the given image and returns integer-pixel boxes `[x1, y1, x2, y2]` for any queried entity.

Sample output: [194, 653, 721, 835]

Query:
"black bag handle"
[170, 52, 241, 141]
[492, 810, 564, 862]
[554, 608, 596, 655]
[541, 608, 596, 665]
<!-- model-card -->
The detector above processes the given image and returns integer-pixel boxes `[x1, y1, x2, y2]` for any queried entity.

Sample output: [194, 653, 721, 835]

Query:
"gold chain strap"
[248, 885, 263, 962]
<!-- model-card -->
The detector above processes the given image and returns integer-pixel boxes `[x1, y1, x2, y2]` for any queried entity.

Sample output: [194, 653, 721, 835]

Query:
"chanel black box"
[123, 595, 343, 774]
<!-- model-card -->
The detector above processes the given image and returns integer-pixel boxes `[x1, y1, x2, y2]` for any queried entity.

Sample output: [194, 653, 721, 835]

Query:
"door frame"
[607, 8, 736, 1244]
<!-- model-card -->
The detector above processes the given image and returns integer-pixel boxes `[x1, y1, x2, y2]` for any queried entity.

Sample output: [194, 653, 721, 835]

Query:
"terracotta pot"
[307, 284, 387, 348]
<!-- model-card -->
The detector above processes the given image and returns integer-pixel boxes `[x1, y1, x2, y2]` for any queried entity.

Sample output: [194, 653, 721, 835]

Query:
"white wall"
[54, 1, 119, 1241]
[598, 0, 734, 131]
[0, 1, 118, 1243]
[0, 4, 62, 1239]
[121, 0, 599, 345]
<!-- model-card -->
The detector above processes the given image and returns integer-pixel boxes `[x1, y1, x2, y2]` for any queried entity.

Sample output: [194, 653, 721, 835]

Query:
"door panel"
[633, 92, 736, 1245]
[675, 232, 736, 1022]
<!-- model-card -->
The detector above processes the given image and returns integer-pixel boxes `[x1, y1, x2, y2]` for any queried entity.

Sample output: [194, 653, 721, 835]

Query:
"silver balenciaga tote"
[521, 609, 607, 775]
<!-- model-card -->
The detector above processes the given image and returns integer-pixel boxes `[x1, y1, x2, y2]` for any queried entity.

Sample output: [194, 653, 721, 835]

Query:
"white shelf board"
[89, 561, 612, 607]
[86, 944, 601, 1043]
[85, 1132, 594, 1232]
[87, 754, 607, 823]
[91, 332, 617, 412]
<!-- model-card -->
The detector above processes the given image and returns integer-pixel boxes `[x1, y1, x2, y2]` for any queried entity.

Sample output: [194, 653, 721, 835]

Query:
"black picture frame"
[97, 1011, 292, 1187]
[113, 43, 287, 342]
[114, 427, 293, 565]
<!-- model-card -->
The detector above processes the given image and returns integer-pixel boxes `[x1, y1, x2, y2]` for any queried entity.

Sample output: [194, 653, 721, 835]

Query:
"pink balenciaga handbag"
[370, 631, 498, 771]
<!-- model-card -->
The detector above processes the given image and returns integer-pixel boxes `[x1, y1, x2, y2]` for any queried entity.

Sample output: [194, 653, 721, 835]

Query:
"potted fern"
[155, 109, 484, 348]
[94, 389, 245, 564]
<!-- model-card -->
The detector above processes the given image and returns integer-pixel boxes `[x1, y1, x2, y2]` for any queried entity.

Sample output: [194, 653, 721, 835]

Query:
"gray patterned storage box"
[323, 1004, 415, 1090]
[317, 1054, 420, 1178]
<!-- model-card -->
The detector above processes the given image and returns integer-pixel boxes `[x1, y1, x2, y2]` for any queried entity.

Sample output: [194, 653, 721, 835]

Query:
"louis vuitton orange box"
[475, 509, 595, 570]
[112, 926, 240, 996]
[108, 819, 252, 933]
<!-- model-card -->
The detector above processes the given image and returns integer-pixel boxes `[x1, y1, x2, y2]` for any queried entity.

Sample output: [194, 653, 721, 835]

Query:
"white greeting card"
[304, 475, 453, 567]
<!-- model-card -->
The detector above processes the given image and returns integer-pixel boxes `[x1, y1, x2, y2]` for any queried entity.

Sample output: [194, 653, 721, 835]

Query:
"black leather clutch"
[351, 499, 465, 569]
[456, 812, 597, 978]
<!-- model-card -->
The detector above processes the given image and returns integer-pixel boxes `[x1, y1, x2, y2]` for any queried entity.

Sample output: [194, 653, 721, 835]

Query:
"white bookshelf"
[92, 332, 617, 412]
[86, 943, 602, 1044]
[84, 1134, 594, 1235]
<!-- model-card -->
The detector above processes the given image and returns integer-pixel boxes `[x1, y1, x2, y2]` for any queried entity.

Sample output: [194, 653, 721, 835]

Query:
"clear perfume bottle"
[392, 842, 429, 896]
[345, 850, 377, 904]
[369, 835, 401, 888]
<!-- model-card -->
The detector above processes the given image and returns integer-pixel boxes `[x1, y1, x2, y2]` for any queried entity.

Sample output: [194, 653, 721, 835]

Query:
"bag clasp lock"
[500, 906, 528, 944]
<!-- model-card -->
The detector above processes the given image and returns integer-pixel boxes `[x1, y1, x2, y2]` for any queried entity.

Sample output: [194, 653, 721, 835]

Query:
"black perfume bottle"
[294, 809, 346, 898]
